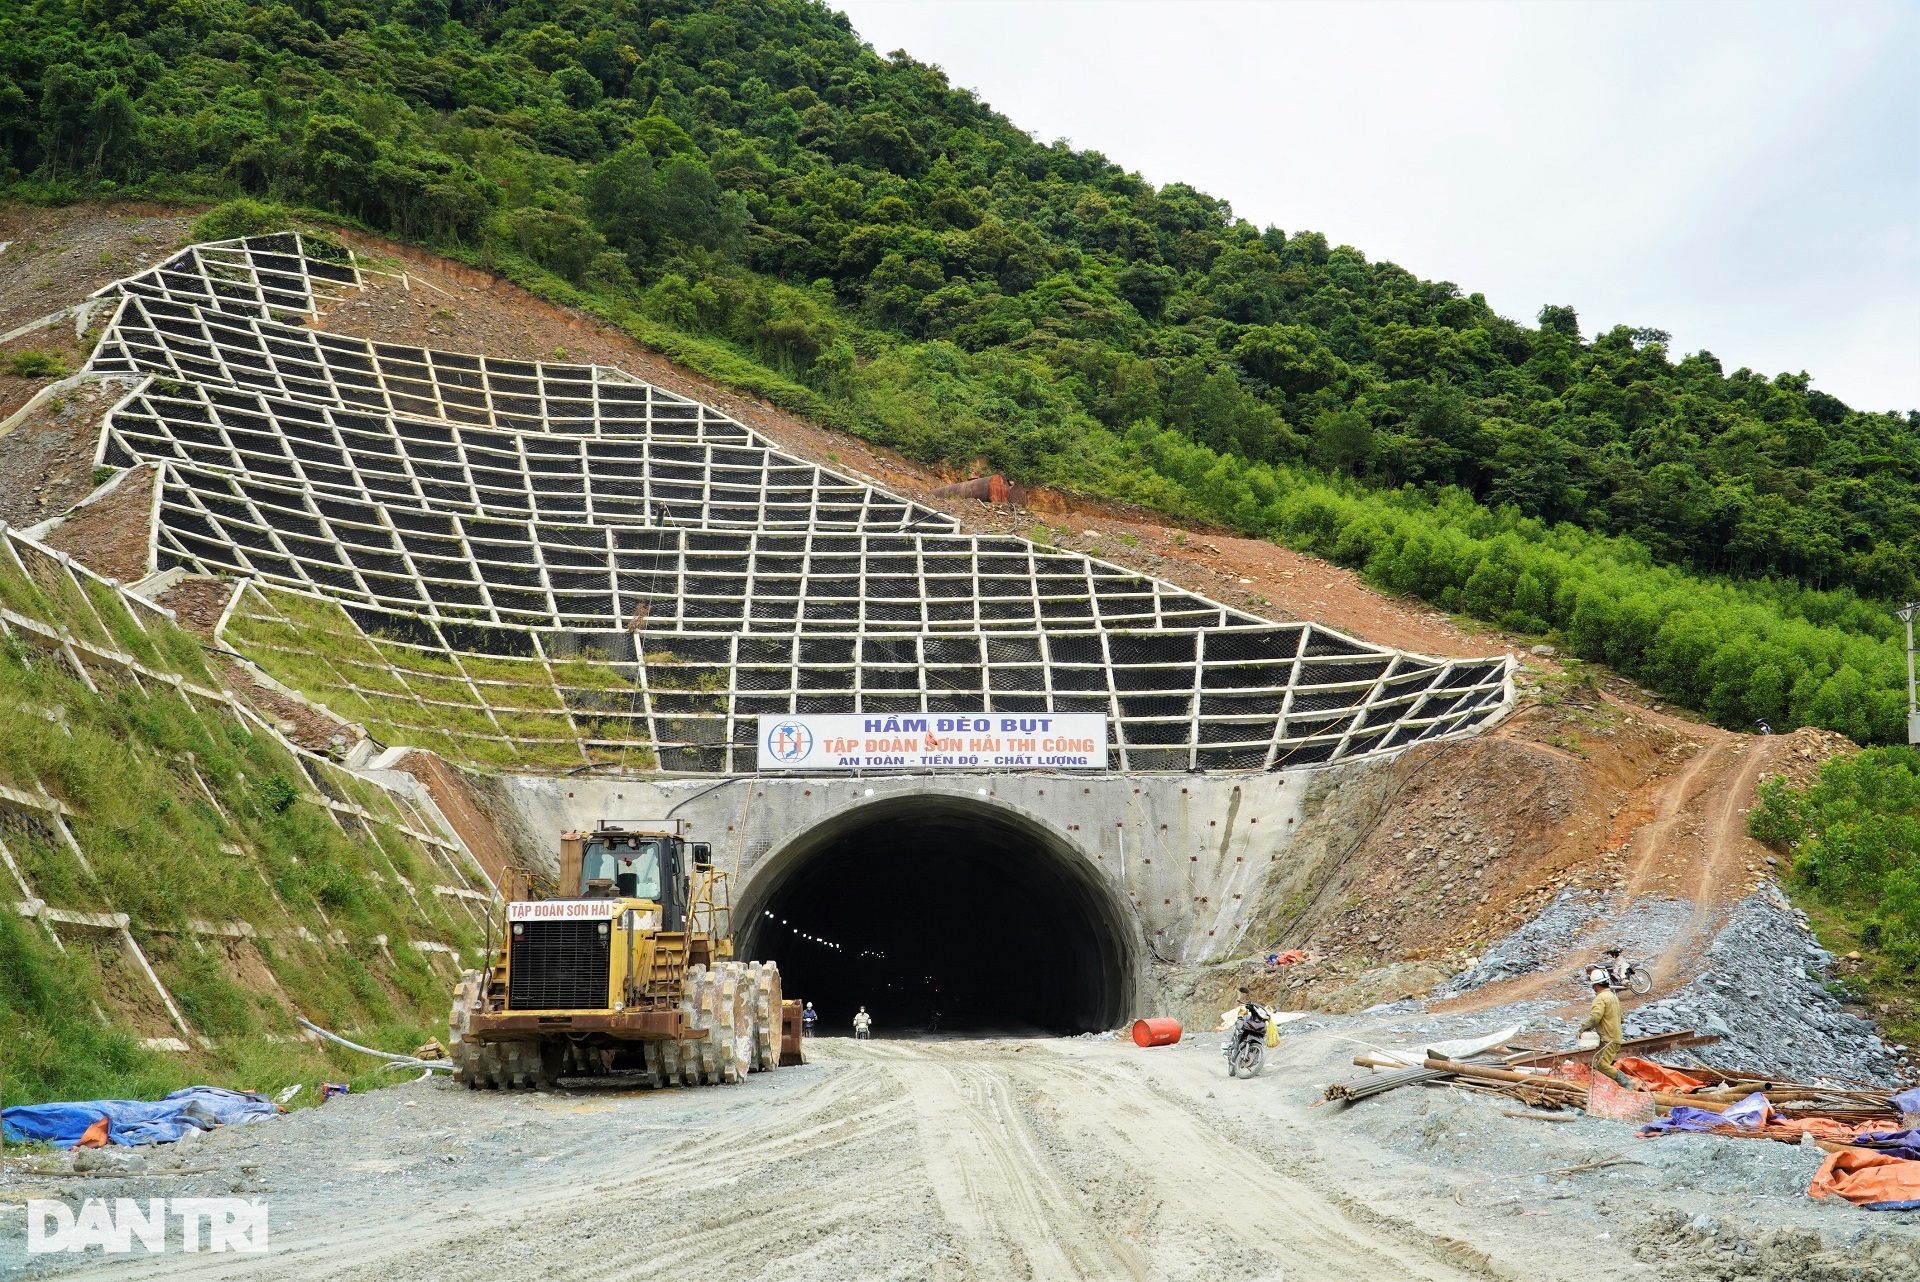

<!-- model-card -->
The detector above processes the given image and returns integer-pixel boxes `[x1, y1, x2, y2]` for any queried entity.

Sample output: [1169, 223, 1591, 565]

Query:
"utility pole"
[1900, 603, 1920, 745]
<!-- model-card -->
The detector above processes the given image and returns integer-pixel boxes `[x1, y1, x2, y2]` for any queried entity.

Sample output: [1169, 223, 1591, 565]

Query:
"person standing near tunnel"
[853, 1006, 872, 1040]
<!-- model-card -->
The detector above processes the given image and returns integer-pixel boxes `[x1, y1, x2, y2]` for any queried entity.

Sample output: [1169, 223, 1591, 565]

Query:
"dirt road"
[18, 1027, 1920, 1280]
[867, 1041, 1474, 1281]
[25, 1039, 1487, 1282]
[1438, 712, 1799, 1019]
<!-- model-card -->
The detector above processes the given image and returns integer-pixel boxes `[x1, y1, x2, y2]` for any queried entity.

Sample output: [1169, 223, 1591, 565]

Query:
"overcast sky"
[835, 0, 1919, 413]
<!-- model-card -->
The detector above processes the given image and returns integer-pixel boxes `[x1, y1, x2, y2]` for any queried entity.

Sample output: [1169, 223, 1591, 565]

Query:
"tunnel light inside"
[736, 800, 1133, 1035]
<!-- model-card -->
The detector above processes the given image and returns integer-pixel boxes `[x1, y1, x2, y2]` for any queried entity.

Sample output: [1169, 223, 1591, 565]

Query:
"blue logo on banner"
[765, 722, 814, 762]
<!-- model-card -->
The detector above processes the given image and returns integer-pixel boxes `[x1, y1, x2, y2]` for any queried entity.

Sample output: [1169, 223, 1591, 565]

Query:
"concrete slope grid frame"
[78, 234, 1515, 775]
[0, 516, 496, 947]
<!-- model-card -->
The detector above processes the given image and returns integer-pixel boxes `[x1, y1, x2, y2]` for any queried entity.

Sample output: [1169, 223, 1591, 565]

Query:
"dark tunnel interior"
[735, 804, 1135, 1037]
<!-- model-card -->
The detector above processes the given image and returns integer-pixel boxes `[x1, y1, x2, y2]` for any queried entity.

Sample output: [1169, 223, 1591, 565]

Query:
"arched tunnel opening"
[735, 798, 1136, 1037]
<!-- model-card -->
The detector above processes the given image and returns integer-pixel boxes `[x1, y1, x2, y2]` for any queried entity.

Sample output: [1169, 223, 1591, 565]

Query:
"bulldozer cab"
[538, 822, 727, 958]
[576, 827, 683, 929]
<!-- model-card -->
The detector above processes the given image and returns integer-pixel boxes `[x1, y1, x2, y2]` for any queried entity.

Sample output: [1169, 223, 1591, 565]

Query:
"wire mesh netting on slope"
[66, 233, 1514, 775]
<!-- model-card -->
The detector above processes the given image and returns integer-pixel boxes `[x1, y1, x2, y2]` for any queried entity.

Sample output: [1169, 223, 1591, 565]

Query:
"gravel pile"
[1439, 888, 1607, 994]
[1443, 891, 1704, 999]
[1624, 887, 1904, 1084]
[1630, 1209, 1920, 1282]
[1434, 880, 1903, 1084]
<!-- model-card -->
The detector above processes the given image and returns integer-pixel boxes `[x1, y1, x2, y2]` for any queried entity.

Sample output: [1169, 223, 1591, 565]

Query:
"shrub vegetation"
[1750, 748, 1920, 1044]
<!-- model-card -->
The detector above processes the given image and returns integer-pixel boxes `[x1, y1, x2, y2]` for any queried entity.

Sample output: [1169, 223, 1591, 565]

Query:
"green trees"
[1751, 749, 1920, 971]
[1110, 421, 1912, 744]
[4, 0, 1915, 740]
[1232, 325, 1346, 397]
[586, 140, 744, 259]
[501, 208, 608, 283]
[1309, 410, 1374, 476]
[303, 115, 379, 210]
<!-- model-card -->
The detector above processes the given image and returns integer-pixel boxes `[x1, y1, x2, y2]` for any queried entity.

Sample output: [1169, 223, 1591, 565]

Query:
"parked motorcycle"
[1223, 988, 1275, 1078]
[1593, 947, 1653, 995]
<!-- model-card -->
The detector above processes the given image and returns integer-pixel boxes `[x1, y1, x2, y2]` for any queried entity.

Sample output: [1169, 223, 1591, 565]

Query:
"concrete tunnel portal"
[733, 794, 1138, 1037]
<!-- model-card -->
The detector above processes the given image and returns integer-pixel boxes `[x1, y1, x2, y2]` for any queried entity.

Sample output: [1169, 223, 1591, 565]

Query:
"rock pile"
[1624, 887, 1902, 1085]
[1439, 888, 1604, 994]
[1630, 1208, 1920, 1282]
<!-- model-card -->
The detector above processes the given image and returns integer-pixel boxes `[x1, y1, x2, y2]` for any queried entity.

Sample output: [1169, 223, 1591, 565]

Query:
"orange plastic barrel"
[1132, 1017, 1182, 1047]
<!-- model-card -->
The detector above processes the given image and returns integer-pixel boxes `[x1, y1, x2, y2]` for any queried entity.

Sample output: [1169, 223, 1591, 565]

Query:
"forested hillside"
[4, 0, 1918, 741]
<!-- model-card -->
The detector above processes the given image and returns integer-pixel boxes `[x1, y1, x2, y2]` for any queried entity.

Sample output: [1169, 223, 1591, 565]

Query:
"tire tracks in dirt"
[86, 1060, 919, 1281]
[891, 1051, 1153, 1280]
[870, 1042, 1483, 1282]
[1023, 1054, 1485, 1282]
[76, 1043, 1489, 1282]
[1640, 736, 1778, 988]
[1440, 709, 1781, 1017]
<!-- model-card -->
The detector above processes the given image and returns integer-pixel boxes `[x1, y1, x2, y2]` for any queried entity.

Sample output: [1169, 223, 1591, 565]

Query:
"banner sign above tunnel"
[755, 714, 1108, 771]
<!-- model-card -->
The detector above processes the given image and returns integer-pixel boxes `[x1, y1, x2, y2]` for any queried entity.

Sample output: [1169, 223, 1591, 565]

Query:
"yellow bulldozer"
[449, 821, 796, 1089]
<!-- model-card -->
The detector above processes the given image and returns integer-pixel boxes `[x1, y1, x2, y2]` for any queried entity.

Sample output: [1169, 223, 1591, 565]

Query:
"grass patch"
[6, 351, 69, 378]
[549, 658, 636, 691]
[0, 561, 483, 1109]
[81, 577, 164, 665]
[0, 911, 180, 1106]
[226, 587, 652, 770]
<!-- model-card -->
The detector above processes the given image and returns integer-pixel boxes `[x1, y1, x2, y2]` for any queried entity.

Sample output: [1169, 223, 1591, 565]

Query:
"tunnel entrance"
[735, 796, 1136, 1037]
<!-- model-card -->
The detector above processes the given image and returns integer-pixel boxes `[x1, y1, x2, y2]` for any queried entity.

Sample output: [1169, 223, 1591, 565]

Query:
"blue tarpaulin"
[1, 1087, 281, 1148]
[1640, 1092, 1772, 1138]
[1851, 1128, 1920, 1162]
[1640, 1106, 1728, 1136]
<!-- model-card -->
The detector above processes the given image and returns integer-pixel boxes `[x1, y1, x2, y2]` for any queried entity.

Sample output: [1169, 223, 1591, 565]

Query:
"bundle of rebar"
[1323, 1065, 1445, 1102]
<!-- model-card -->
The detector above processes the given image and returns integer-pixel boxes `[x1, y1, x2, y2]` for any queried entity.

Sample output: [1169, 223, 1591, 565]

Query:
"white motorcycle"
[1593, 947, 1653, 995]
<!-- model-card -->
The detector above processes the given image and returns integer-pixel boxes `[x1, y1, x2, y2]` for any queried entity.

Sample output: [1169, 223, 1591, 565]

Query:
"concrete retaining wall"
[490, 768, 1346, 973]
